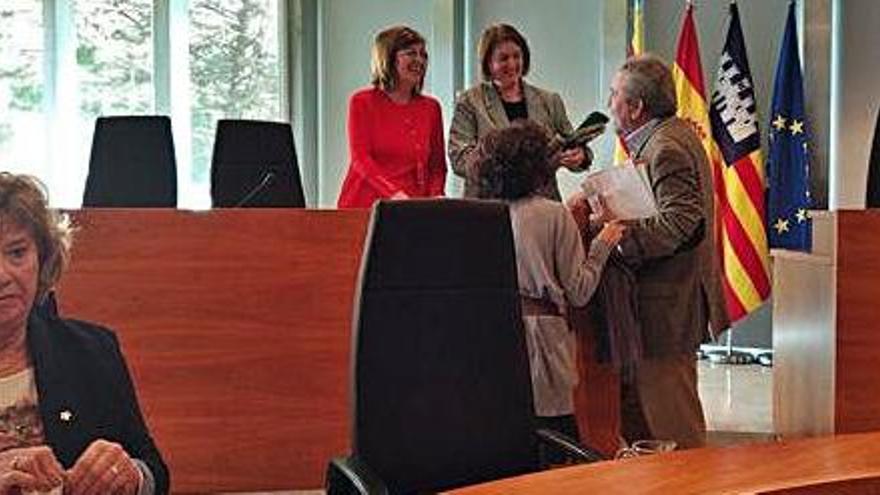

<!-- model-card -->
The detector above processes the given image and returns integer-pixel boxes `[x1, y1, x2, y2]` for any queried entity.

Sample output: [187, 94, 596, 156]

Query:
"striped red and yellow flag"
[672, 3, 714, 168]
[707, 3, 771, 321]
[672, 2, 723, 267]
[629, 0, 644, 56]
[614, 0, 645, 164]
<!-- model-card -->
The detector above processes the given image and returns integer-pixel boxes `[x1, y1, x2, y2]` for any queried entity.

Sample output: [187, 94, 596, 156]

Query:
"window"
[0, 0, 46, 177]
[189, 0, 284, 189]
[0, 0, 286, 208]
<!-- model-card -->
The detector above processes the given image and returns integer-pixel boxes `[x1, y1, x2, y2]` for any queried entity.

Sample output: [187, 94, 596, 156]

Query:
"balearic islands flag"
[708, 2, 771, 321]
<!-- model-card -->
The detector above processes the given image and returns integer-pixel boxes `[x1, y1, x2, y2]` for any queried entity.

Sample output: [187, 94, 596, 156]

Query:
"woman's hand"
[65, 439, 140, 495]
[0, 445, 64, 494]
[565, 191, 591, 231]
[557, 147, 587, 171]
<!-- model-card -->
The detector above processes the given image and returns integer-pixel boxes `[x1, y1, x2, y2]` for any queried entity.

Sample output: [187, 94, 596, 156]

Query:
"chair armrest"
[325, 456, 389, 495]
[535, 428, 608, 463]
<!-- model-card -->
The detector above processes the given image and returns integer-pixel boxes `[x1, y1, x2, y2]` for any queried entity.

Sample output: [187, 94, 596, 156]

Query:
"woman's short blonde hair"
[0, 173, 73, 302]
[370, 25, 426, 94]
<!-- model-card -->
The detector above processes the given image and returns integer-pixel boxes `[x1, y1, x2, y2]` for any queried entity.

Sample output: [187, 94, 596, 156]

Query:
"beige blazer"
[619, 117, 730, 358]
[448, 81, 584, 200]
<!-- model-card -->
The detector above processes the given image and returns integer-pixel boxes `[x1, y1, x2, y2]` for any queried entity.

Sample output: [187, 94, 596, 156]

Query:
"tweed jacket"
[448, 81, 584, 200]
[618, 117, 730, 358]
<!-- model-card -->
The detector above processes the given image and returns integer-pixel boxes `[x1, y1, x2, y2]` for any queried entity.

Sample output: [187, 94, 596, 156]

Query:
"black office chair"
[83, 116, 177, 207]
[866, 108, 880, 207]
[210, 119, 305, 207]
[326, 199, 604, 495]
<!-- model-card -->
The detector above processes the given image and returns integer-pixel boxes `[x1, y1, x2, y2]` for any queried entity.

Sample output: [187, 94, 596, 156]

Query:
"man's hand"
[596, 220, 627, 246]
[557, 147, 587, 171]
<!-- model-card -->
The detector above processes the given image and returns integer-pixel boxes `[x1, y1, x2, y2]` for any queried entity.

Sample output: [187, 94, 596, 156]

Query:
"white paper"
[581, 161, 658, 220]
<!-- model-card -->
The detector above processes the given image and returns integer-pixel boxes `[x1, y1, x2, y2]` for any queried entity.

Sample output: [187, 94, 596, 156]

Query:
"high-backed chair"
[866, 109, 880, 207]
[326, 199, 604, 495]
[210, 119, 305, 207]
[83, 116, 177, 207]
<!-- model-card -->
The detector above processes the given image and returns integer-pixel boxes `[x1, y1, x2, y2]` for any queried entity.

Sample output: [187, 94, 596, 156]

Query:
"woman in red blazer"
[337, 25, 447, 208]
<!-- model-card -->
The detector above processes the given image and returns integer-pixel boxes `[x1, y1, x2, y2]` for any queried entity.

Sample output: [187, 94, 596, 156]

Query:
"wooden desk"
[449, 432, 880, 494]
[56, 209, 370, 493]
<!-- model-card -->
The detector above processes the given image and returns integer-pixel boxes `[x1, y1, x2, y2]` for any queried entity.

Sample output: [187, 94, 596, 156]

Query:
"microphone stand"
[235, 171, 276, 207]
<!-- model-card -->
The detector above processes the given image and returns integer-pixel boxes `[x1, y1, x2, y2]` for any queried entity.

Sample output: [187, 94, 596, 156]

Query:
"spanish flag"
[672, 3, 721, 264]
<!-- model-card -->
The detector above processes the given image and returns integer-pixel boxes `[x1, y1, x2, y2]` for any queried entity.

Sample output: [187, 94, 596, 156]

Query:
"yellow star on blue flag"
[773, 218, 790, 235]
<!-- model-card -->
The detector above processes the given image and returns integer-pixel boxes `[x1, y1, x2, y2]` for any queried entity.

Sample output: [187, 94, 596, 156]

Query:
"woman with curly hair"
[475, 121, 624, 447]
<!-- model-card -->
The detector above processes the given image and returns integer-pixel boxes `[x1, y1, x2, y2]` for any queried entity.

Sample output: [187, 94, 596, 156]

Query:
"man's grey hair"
[618, 54, 677, 119]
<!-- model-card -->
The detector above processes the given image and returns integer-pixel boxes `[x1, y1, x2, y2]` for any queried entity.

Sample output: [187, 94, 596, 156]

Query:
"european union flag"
[767, 1, 812, 251]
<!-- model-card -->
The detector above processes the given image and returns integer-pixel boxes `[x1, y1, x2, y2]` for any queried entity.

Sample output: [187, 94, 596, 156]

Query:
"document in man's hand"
[581, 161, 658, 220]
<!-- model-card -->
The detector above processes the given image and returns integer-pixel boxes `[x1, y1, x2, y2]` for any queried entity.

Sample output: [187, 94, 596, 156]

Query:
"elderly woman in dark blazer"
[0, 173, 167, 494]
[449, 23, 592, 199]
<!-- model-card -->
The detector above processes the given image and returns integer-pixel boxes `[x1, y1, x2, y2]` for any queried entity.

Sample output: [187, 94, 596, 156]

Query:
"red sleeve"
[348, 91, 400, 197]
[427, 99, 447, 196]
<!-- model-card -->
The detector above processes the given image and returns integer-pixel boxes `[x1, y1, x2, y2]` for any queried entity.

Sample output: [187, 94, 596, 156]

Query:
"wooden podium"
[773, 210, 880, 438]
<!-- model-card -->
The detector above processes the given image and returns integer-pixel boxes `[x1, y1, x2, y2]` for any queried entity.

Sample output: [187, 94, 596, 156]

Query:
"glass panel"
[73, 0, 154, 118]
[0, 0, 46, 177]
[189, 0, 282, 186]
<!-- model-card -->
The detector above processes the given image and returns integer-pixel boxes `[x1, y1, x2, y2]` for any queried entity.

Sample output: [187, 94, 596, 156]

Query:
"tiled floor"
[698, 360, 773, 433]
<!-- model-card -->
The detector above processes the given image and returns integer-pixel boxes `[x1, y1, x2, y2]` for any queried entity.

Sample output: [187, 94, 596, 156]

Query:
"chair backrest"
[83, 116, 177, 207]
[867, 109, 880, 207]
[351, 199, 537, 493]
[210, 119, 305, 207]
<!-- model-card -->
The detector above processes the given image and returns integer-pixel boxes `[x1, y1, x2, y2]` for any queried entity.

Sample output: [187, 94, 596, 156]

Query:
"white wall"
[830, 0, 880, 209]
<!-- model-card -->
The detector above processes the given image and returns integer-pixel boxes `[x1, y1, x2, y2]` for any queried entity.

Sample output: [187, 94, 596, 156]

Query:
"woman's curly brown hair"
[475, 120, 553, 200]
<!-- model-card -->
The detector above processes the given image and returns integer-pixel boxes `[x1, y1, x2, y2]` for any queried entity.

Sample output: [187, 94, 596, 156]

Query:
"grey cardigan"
[509, 196, 612, 416]
[448, 81, 588, 200]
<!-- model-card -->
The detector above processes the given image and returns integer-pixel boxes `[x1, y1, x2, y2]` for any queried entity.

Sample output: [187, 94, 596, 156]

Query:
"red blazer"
[338, 88, 447, 207]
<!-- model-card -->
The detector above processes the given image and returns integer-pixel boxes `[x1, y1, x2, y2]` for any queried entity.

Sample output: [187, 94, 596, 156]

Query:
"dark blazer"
[620, 117, 730, 358]
[27, 311, 169, 494]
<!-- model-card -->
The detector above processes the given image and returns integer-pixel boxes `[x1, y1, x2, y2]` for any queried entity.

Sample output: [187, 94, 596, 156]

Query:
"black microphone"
[235, 171, 276, 207]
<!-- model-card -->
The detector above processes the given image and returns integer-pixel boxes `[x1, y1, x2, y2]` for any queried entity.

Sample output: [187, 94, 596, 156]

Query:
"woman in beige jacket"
[449, 23, 592, 200]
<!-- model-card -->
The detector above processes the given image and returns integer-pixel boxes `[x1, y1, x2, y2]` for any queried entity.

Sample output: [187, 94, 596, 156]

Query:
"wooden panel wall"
[835, 210, 880, 433]
[56, 209, 370, 493]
